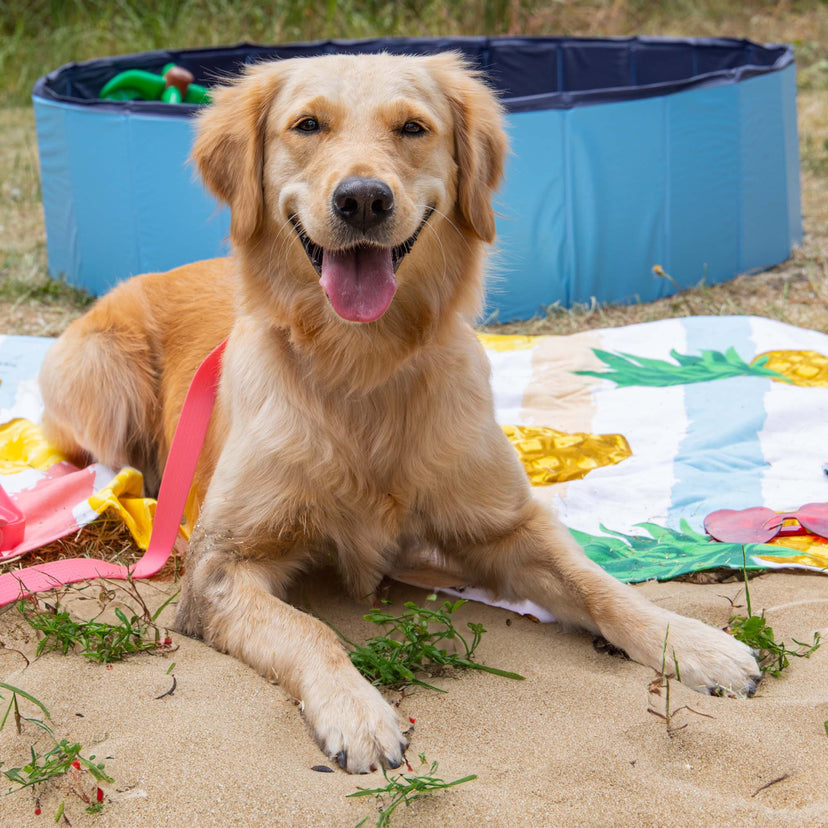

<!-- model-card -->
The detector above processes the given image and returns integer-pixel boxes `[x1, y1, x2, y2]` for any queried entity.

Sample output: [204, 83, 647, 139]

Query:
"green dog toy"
[99, 63, 211, 104]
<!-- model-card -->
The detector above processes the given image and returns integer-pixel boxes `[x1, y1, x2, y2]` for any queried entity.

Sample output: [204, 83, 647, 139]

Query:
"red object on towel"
[704, 502, 828, 544]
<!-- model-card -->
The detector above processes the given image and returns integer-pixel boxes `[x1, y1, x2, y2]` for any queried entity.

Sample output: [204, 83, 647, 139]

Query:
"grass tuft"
[18, 600, 162, 663]
[343, 595, 524, 691]
[0, 682, 112, 813]
[14, 574, 177, 664]
[1, 736, 113, 793]
[349, 753, 476, 828]
[726, 547, 821, 677]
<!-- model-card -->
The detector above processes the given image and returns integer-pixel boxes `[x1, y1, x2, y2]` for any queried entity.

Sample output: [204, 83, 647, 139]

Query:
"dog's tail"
[39, 287, 164, 496]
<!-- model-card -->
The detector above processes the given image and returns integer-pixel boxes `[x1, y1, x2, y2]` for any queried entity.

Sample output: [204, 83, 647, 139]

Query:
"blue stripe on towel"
[667, 317, 768, 528]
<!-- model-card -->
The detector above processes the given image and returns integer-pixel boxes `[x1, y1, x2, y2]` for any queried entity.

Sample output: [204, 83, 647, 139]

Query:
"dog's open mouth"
[290, 208, 433, 323]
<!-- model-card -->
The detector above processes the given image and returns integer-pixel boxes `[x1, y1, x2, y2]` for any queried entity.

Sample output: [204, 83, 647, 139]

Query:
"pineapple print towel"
[484, 315, 828, 582]
[1, 317, 827, 582]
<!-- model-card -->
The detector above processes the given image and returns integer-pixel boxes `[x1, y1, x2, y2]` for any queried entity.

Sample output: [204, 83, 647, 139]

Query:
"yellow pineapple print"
[753, 350, 828, 387]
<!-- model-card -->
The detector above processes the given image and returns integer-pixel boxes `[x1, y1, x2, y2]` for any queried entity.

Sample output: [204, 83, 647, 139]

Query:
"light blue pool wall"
[35, 100, 231, 291]
[495, 64, 802, 317]
[33, 65, 801, 320]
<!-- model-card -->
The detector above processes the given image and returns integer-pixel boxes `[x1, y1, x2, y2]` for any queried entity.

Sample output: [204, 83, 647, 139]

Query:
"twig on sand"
[750, 773, 791, 798]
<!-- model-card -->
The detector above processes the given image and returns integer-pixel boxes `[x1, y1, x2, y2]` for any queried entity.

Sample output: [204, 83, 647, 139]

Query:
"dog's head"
[192, 52, 506, 329]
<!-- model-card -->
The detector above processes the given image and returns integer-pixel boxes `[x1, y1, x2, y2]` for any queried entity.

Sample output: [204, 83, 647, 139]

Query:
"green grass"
[726, 549, 822, 677]
[0, 682, 112, 814]
[1, 583, 176, 815]
[20, 601, 161, 662]
[646, 626, 684, 735]
[0, 681, 51, 735]
[2, 737, 112, 793]
[0, 0, 537, 106]
[1, 0, 826, 106]
[16, 584, 177, 664]
[342, 595, 524, 691]
[0, 261, 93, 306]
[729, 612, 821, 677]
[349, 753, 476, 828]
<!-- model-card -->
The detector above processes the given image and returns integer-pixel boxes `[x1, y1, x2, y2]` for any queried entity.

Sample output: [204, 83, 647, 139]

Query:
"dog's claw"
[305, 672, 407, 773]
[707, 672, 762, 698]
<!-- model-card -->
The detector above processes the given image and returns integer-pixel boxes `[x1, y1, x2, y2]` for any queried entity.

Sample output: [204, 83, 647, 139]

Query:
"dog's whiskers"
[415, 206, 451, 288]
[270, 215, 301, 269]
[427, 206, 472, 254]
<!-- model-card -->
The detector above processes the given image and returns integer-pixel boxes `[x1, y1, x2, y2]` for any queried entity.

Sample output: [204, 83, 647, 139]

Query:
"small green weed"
[0, 269, 93, 307]
[727, 548, 821, 677]
[0, 681, 50, 736]
[19, 602, 159, 663]
[0, 683, 112, 809]
[647, 627, 712, 736]
[728, 613, 821, 677]
[2, 737, 112, 792]
[349, 753, 476, 828]
[16, 585, 177, 664]
[344, 595, 524, 691]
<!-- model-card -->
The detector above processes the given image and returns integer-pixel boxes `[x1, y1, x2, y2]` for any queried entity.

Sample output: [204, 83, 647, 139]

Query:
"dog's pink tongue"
[320, 247, 396, 323]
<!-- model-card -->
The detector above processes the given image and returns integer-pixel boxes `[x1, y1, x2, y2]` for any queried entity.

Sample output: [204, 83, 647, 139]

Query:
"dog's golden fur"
[40, 53, 760, 774]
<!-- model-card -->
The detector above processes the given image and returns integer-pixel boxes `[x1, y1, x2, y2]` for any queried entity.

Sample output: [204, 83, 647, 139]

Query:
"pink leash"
[0, 339, 227, 607]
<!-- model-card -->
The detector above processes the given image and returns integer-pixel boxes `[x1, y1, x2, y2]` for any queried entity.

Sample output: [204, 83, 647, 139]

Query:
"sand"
[0, 568, 826, 827]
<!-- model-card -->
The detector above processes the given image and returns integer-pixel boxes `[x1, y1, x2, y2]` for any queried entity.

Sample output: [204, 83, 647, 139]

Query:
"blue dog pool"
[33, 36, 801, 321]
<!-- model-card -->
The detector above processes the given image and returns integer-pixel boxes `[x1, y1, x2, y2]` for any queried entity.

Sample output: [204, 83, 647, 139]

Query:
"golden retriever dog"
[39, 53, 760, 774]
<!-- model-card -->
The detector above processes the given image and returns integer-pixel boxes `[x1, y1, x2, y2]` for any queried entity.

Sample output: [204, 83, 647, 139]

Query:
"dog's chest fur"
[215, 319, 497, 580]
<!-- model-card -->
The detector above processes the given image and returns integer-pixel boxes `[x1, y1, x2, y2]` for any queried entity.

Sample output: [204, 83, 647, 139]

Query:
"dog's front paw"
[658, 616, 762, 698]
[302, 673, 409, 774]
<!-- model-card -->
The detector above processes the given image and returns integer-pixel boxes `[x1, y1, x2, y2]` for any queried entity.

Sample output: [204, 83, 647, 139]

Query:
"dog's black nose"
[332, 177, 394, 231]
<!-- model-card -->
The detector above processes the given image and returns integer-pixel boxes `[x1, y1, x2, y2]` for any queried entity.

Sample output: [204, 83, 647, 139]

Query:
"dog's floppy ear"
[191, 62, 287, 243]
[429, 54, 508, 243]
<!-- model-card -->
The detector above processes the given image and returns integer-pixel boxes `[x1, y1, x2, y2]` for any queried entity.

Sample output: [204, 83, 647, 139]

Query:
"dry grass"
[0, 517, 134, 577]
[0, 107, 92, 336]
[0, 513, 181, 582]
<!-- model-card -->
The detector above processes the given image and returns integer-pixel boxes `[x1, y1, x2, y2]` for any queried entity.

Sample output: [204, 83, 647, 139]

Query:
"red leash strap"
[0, 338, 227, 607]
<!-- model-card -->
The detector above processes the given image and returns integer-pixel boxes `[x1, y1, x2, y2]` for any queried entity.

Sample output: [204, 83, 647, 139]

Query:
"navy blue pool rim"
[32, 36, 802, 319]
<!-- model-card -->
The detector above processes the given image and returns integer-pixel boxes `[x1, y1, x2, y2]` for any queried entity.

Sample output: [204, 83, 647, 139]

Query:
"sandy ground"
[1, 567, 826, 827]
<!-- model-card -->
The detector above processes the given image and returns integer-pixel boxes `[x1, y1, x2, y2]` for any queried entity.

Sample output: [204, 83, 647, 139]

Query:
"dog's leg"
[175, 526, 408, 773]
[446, 500, 761, 696]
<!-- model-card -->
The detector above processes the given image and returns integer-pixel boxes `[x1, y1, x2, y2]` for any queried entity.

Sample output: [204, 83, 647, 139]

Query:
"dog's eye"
[294, 118, 320, 133]
[401, 121, 426, 136]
